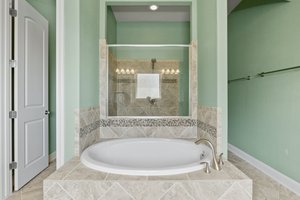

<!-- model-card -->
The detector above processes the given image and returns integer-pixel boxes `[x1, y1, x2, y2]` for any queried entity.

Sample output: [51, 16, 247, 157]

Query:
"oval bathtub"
[80, 138, 212, 176]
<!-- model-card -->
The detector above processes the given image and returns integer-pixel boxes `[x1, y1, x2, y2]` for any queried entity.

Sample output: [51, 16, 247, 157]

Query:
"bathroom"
[1, 0, 300, 199]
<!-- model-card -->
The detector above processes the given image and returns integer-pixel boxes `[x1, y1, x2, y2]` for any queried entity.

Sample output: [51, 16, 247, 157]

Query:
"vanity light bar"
[162, 69, 180, 75]
[115, 68, 180, 75]
[116, 68, 135, 75]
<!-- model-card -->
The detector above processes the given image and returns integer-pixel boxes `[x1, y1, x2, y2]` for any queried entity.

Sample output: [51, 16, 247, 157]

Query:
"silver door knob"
[45, 110, 51, 115]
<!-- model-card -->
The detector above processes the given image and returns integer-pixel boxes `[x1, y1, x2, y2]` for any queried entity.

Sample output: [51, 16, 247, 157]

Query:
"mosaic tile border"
[80, 120, 101, 137]
[79, 118, 217, 138]
[80, 118, 197, 137]
[197, 121, 217, 138]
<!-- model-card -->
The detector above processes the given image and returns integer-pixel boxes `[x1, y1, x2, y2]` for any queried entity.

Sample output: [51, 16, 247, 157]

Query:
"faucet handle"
[218, 153, 224, 166]
[200, 161, 211, 174]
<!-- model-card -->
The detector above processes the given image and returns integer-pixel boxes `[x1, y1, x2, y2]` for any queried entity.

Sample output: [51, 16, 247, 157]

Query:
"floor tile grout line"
[179, 182, 196, 200]
[97, 183, 114, 200]
[158, 182, 176, 200]
[57, 183, 76, 200]
[117, 182, 137, 200]
[62, 162, 82, 180]
[104, 172, 109, 181]
[237, 181, 252, 198]
[44, 183, 56, 195]
[216, 182, 235, 200]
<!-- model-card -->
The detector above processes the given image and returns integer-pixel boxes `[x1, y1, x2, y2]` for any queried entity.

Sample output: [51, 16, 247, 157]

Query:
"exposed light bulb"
[149, 4, 158, 11]
[131, 69, 135, 74]
[161, 69, 165, 74]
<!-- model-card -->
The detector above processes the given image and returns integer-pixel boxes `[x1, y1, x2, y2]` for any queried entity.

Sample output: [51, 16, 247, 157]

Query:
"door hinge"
[9, 8, 17, 17]
[9, 60, 17, 68]
[9, 111, 17, 119]
[9, 162, 17, 170]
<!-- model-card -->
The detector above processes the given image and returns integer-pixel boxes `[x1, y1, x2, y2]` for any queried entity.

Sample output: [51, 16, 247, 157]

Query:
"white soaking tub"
[80, 138, 212, 176]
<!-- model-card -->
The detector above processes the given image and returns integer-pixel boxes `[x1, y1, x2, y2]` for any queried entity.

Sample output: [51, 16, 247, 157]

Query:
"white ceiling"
[111, 6, 190, 22]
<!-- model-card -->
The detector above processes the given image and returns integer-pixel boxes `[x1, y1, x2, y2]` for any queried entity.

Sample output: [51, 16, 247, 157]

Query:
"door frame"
[1, 0, 63, 197]
[0, 0, 13, 198]
[56, 0, 65, 168]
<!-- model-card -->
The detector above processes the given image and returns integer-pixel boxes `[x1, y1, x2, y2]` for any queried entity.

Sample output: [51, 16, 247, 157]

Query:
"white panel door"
[14, 0, 49, 190]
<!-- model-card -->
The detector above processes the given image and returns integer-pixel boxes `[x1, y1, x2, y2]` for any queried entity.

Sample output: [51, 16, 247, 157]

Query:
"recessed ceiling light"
[149, 5, 158, 11]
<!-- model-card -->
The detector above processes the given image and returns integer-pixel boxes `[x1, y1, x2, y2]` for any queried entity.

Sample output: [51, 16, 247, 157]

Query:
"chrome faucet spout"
[195, 139, 223, 171]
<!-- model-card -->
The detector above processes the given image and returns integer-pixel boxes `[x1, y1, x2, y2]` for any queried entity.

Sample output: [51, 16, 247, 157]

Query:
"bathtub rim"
[80, 138, 212, 176]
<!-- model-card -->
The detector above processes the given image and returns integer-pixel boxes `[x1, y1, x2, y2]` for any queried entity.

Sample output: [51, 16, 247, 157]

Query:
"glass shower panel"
[108, 46, 189, 117]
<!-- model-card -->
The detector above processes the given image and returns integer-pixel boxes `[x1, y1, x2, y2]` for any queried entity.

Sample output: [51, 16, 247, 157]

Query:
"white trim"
[56, 0, 65, 168]
[0, 0, 12, 198]
[229, 144, 300, 196]
[217, 0, 228, 158]
[49, 151, 56, 163]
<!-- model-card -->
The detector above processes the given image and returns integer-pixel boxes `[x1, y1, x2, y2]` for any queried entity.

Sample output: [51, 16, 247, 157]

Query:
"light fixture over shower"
[149, 4, 159, 11]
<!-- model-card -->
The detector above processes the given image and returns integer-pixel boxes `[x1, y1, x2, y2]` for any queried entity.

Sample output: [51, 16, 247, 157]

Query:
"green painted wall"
[107, 6, 117, 44]
[64, 0, 80, 161]
[116, 22, 190, 115]
[228, 1, 300, 182]
[64, 0, 101, 160]
[80, 0, 100, 107]
[26, 0, 56, 154]
[234, 0, 285, 12]
[197, 0, 217, 106]
[197, 0, 228, 157]
[116, 22, 190, 44]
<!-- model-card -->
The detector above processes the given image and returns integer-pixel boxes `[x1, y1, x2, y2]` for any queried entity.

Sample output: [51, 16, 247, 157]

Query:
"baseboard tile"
[228, 144, 300, 197]
[49, 151, 56, 163]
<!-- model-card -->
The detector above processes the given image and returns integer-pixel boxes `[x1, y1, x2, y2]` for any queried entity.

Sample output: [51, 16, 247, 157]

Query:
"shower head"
[151, 58, 157, 70]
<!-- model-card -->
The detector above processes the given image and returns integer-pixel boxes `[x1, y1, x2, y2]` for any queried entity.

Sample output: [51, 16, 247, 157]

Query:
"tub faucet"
[195, 139, 224, 171]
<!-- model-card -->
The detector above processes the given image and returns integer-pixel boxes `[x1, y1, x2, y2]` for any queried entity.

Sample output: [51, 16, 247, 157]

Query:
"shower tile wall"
[108, 52, 180, 116]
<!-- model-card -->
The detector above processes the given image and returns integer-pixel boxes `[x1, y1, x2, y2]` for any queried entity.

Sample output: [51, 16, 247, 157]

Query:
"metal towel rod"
[228, 65, 300, 84]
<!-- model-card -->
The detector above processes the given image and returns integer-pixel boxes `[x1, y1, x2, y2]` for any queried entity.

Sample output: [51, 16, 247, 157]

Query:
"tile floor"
[6, 153, 300, 200]
[7, 161, 56, 200]
[228, 152, 300, 200]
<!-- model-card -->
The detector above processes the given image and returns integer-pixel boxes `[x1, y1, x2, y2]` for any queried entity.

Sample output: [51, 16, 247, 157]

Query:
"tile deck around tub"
[44, 157, 252, 200]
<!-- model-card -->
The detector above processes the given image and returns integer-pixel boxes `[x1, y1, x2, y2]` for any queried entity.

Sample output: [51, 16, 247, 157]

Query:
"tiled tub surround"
[76, 116, 199, 154]
[75, 107, 100, 155]
[44, 157, 252, 200]
[76, 106, 221, 154]
[197, 106, 222, 155]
